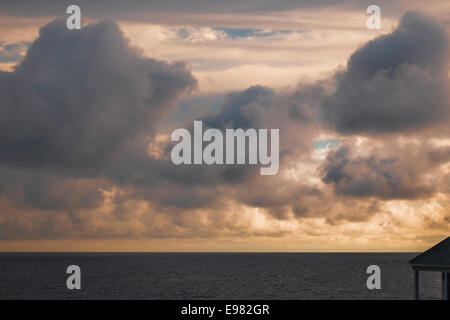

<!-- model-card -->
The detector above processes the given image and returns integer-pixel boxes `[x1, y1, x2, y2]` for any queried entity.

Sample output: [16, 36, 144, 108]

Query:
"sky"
[0, 0, 449, 252]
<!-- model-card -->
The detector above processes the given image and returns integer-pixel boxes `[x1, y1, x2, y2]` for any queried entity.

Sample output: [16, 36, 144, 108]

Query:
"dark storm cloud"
[321, 12, 450, 134]
[0, 166, 105, 211]
[120, 84, 317, 193]
[201, 83, 322, 130]
[349, 12, 447, 73]
[0, 19, 196, 170]
[320, 143, 449, 199]
[234, 182, 324, 219]
[202, 84, 321, 158]
[202, 86, 274, 130]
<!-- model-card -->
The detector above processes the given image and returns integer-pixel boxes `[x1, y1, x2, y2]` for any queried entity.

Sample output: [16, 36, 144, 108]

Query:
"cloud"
[0, 19, 196, 171]
[321, 12, 450, 134]
[0, 167, 107, 211]
[320, 141, 449, 199]
[202, 86, 275, 129]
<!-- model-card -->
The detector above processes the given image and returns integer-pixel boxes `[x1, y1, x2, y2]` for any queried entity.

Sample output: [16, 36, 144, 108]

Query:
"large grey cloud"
[126, 84, 320, 192]
[320, 142, 449, 199]
[321, 12, 450, 134]
[0, 164, 108, 213]
[0, 19, 196, 170]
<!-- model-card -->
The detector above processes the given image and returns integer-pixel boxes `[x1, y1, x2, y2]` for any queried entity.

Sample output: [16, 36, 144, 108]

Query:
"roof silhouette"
[409, 237, 450, 267]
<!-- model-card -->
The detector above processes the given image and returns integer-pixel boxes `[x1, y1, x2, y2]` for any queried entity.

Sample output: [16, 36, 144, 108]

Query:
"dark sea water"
[0, 253, 443, 300]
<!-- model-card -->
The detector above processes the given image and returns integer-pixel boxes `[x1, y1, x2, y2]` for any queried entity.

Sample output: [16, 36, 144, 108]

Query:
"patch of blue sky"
[0, 41, 30, 63]
[313, 138, 339, 150]
[213, 27, 293, 38]
[214, 27, 255, 38]
[177, 28, 191, 39]
[254, 29, 293, 37]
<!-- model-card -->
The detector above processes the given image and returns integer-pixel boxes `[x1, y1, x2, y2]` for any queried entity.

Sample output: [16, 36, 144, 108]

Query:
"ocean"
[0, 252, 443, 300]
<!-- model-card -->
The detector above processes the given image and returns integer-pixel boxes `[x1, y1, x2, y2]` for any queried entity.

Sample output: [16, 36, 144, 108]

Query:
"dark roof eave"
[409, 263, 450, 272]
[408, 237, 450, 265]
